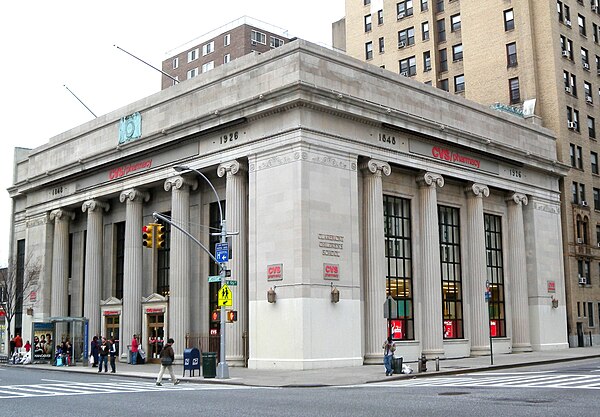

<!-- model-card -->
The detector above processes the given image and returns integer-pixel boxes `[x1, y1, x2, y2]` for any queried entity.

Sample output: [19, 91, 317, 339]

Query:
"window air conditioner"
[568, 121, 576, 129]
[584, 63, 590, 70]
[597, 69, 600, 75]
[397, 12, 405, 20]
[251, 40, 257, 46]
[577, 237, 584, 244]
[562, 50, 569, 58]
[424, 66, 432, 72]
[593, 5, 598, 12]
[581, 200, 588, 206]
[596, 242, 600, 247]
[398, 42, 406, 48]
[579, 276, 587, 285]
[565, 19, 572, 27]
[586, 96, 593, 103]
[565, 86, 572, 93]
[401, 71, 409, 77]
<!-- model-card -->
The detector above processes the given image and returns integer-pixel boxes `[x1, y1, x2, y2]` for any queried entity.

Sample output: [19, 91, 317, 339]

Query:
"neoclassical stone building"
[8, 40, 569, 369]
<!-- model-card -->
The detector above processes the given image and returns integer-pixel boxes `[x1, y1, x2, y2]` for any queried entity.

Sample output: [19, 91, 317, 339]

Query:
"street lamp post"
[173, 165, 229, 379]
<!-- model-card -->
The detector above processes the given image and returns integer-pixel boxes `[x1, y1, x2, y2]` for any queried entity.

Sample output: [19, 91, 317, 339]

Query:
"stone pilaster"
[82, 200, 110, 339]
[464, 183, 490, 355]
[218, 160, 248, 366]
[361, 159, 391, 363]
[119, 189, 150, 360]
[49, 209, 75, 318]
[416, 172, 445, 358]
[506, 193, 532, 352]
[164, 176, 197, 357]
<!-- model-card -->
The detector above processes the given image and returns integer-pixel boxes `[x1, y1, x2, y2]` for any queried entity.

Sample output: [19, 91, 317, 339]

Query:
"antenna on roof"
[114, 45, 179, 84]
[63, 85, 97, 118]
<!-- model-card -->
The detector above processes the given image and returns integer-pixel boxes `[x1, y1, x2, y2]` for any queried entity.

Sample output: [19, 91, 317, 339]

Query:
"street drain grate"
[438, 392, 470, 396]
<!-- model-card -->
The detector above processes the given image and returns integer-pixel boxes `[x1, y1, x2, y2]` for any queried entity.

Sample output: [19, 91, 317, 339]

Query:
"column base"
[422, 350, 445, 360]
[470, 346, 491, 356]
[511, 343, 533, 353]
[364, 353, 383, 365]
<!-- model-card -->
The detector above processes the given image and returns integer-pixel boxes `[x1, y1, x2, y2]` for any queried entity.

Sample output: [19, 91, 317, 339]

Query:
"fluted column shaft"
[218, 160, 248, 366]
[417, 172, 445, 358]
[50, 209, 75, 318]
[362, 159, 391, 363]
[120, 189, 149, 360]
[82, 200, 110, 339]
[465, 183, 490, 355]
[507, 193, 532, 352]
[165, 176, 197, 356]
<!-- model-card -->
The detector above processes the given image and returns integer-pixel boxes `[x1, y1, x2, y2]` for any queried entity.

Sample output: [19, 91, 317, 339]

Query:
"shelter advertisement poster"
[32, 322, 55, 363]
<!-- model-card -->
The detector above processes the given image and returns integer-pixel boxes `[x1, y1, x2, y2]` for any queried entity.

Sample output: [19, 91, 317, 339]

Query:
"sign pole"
[486, 280, 493, 365]
[217, 220, 229, 379]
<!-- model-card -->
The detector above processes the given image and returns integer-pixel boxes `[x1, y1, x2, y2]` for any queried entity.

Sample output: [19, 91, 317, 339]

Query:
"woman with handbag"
[156, 338, 179, 386]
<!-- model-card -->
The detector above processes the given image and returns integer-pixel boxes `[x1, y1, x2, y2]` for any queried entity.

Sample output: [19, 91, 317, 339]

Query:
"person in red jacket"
[14, 333, 23, 350]
[130, 334, 139, 365]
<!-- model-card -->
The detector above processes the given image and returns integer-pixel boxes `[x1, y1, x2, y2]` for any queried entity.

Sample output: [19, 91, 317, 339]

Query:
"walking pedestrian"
[130, 334, 139, 365]
[382, 336, 395, 376]
[90, 336, 99, 367]
[98, 337, 109, 373]
[109, 337, 117, 373]
[156, 338, 179, 386]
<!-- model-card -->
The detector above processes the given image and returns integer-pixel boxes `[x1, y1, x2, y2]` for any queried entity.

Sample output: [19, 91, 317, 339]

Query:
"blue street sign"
[216, 242, 229, 263]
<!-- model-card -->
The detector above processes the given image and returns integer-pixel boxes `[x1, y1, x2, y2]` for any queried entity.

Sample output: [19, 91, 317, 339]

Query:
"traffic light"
[226, 310, 238, 323]
[211, 310, 221, 322]
[142, 224, 154, 248]
[155, 224, 166, 249]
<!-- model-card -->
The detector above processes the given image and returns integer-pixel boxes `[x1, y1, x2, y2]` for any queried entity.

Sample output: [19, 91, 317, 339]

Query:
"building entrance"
[104, 315, 120, 342]
[147, 313, 164, 363]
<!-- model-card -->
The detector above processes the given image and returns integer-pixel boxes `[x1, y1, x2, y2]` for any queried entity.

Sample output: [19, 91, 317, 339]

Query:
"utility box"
[183, 348, 201, 377]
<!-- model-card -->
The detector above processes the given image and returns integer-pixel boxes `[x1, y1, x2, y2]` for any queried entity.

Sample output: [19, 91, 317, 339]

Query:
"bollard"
[418, 353, 427, 373]
[435, 356, 440, 371]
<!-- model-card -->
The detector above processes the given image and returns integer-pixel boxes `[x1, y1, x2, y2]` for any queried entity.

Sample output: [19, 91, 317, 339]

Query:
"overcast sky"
[0, 0, 345, 265]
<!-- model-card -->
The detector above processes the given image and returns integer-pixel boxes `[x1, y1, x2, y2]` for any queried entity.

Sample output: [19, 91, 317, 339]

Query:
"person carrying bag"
[156, 338, 179, 386]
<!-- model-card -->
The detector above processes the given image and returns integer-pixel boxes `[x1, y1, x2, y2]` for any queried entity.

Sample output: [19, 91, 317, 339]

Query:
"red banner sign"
[103, 310, 120, 316]
[490, 320, 498, 337]
[390, 319, 404, 339]
[323, 263, 339, 280]
[444, 320, 454, 338]
[145, 308, 164, 314]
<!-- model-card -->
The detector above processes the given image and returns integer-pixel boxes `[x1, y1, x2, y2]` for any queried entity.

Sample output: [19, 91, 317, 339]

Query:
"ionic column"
[119, 189, 150, 360]
[82, 200, 110, 339]
[50, 209, 75, 318]
[218, 160, 248, 366]
[164, 176, 197, 356]
[506, 193, 532, 352]
[465, 183, 490, 355]
[417, 172, 445, 358]
[361, 159, 391, 363]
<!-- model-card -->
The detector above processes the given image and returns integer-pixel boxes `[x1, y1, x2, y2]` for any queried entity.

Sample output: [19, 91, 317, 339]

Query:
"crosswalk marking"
[0, 380, 261, 399]
[369, 372, 600, 390]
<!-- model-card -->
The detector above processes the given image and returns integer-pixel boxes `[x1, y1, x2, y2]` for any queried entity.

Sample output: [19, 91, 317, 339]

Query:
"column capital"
[217, 160, 246, 178]
[164, 175, 198, 192]
[506, 192, 529, 206]
[119, 188, 150, 203]
[416, 172, 445, 188]
[360, 159, 391, 176]
[465, 183, 490, 198]
[49, 208, 75, 222]
[82, 200, 110, 213]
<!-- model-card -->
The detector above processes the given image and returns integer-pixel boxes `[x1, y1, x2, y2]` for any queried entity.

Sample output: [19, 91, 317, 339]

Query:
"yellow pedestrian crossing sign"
[218, 284, 233, 307]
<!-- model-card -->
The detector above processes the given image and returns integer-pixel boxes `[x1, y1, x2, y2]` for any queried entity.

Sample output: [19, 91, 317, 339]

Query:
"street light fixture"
[173, 165, 229, 379]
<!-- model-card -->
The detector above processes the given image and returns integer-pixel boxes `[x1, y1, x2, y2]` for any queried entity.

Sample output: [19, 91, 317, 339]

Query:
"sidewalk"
[10, 346, 600, 387]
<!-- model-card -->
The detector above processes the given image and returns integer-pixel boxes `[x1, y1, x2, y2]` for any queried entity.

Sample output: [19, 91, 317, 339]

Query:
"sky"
[0, 0, 346, 266]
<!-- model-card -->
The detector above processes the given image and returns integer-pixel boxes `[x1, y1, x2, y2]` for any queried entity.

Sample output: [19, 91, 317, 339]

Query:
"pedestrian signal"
[226, 310, 238, 322]
[142, 224, 154, 248]
[155, 225, 166, 249]
[211, 310, 221, 322]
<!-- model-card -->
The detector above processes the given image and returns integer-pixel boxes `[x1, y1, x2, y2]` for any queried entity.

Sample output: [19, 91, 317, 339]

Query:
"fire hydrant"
[418, 354, 427, 373]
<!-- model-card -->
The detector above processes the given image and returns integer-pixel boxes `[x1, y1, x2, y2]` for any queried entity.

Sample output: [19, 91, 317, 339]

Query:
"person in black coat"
[90, 336, 100, 367]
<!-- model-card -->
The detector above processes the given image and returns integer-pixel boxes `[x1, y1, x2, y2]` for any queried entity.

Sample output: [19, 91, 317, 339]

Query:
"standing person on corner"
[130, 334, 139, 365]
[109, 337, 117, 373]
[14, 333, 23, 352]
[382, 336, 395, 376]
[98, 337, 109, 373]
[90, 336, 100, 367]
[156, 338, 179, 386]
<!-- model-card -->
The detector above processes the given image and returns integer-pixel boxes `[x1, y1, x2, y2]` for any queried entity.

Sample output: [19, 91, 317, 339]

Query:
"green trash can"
[202, 352, 217, 378]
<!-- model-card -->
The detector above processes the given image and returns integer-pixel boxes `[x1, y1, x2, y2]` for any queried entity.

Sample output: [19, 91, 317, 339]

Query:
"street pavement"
[4, 346, 600, 387]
